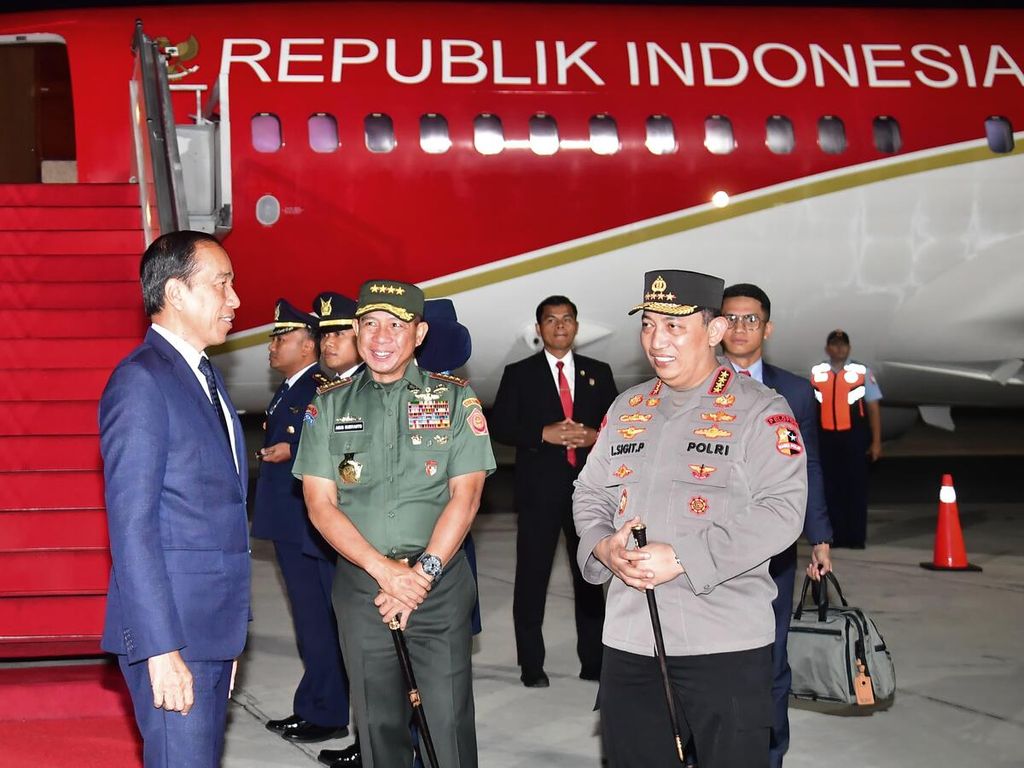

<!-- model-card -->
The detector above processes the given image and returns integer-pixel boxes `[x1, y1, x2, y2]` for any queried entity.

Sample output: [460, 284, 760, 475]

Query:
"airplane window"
[704, 115, 735, 155]
[873, 116, 902, 154]
[308, 113, 338, 153]
[251, 113, 282, 153]
[365, 113, 396, 153]
[474, 113, 504, 155]
[590, 115, 620, 155]
[420, 114, 451, 154]
[529, 113, 559, 155]
[645, 115, 677, 155]
[766, 115, 795, 154]
[818, 116, 846, 155]
[985, 116, 1014, 154]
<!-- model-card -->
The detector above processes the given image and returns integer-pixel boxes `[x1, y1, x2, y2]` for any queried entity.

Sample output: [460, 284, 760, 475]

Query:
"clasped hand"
[373, 559, 433, 630]
[542, 419, 595, 449]
[595, 517, 685, 592]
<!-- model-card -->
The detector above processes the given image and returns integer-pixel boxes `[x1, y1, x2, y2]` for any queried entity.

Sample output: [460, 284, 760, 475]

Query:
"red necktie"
[739, 369, 751, 377]
[556, 361, 577, 467]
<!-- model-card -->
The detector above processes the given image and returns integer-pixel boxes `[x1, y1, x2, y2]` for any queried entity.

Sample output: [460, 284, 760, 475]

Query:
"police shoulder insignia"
[429, 372, 468, 387]
[765, 414, 798, 427]
[316, 376, 353, 396]
[775, 425, 803, 457]
[708, 367, 733, 395]
[628, 393, 644, 407]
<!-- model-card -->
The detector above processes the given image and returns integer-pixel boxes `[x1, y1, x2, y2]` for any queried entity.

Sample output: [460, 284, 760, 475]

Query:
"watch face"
[420, 554, 442, 578]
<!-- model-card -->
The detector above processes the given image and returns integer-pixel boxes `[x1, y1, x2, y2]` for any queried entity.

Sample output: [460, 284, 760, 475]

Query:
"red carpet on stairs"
[0, 659, 142, 767]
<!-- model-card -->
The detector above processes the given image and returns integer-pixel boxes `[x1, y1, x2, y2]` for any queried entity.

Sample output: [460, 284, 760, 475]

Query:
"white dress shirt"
[544, 349, 575, 400]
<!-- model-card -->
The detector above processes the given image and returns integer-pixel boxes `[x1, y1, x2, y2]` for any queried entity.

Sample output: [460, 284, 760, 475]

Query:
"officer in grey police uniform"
[572, 270, 807, 768]
[293, 279, 496, 768]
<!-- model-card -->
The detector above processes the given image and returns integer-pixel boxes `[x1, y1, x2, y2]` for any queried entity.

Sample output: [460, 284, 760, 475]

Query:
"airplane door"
[0, 37, 75, 183]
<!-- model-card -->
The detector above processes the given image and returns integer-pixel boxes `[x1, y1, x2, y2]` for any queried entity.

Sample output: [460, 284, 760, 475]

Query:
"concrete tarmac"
[224, 459, 1024, 768]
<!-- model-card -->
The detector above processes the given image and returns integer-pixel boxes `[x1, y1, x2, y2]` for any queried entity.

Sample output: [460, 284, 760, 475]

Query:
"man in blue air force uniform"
[253, 299, 350, 744]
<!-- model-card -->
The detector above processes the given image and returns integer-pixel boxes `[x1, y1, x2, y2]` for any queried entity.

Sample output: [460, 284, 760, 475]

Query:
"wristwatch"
[418, 553, 443, 581]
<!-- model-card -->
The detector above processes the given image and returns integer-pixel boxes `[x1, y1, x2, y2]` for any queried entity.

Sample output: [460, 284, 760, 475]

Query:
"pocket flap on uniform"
[163, 548, 224, 574]
[329, 433, 371, 454]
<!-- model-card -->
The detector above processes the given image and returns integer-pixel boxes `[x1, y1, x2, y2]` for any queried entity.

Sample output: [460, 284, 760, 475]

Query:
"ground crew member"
[720, 283, 833, 768]
[254, 299, 350, 744]
[573, 269, 807, 768]
[810, 329, 883, 548]
[294, 279, 496, 768]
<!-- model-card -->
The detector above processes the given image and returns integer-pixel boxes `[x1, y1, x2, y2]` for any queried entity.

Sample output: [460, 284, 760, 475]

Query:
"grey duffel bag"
[788, 572, 895, 706]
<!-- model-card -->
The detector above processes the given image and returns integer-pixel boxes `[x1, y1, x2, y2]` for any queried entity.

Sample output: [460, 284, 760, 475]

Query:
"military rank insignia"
[628, 394, 644, 407]
[339, 454, 362, 484]
[613, 464, 634, 479]
[714, 393, 736, 408]
[620, 412, 653, 423]
[617, 427, 646, 440]
[688, 464, 716, 480]
[689, 496, 709, 516]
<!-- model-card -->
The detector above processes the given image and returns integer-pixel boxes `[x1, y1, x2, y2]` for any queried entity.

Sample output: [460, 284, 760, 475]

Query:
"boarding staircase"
[0, 183, 146, 657]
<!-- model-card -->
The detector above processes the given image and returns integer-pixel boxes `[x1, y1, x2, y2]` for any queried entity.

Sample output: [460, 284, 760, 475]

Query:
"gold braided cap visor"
[354, 303, 416, 322]
[628, 302, 700, 316]
[318, 318, 355, 328]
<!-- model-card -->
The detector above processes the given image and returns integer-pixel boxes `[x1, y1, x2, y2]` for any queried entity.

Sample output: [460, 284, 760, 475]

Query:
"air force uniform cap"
[270, 298, 318, 337]
[314, 291, 358, 331]
[629, 270, 724, 316]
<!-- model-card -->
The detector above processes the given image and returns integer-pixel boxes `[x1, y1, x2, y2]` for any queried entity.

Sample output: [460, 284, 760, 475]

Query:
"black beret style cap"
[827, 329, 851, 344]
[354, 279, 425, 322]
[629, 270, 725, 316]
[313, 291, 358, 330]
[270, 298, 318, 337]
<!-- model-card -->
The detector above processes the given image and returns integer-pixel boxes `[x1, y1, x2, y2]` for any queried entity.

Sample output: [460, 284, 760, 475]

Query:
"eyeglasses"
[723, 313, 763, 330]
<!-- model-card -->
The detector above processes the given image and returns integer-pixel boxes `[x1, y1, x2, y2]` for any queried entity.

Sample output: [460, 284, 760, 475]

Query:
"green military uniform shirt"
[293, 365, 496, 556]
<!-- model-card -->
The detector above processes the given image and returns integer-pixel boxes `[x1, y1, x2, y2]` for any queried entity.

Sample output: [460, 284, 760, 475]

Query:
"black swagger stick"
[631, 523, 686, 763]
[389, 613, 441, 768]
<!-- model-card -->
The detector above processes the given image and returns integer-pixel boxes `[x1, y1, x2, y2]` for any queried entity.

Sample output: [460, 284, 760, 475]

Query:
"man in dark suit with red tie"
[490, 295, 618, 687]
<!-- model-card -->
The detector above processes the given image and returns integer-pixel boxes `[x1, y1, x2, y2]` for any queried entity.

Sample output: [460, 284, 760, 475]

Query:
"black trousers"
[819, 427, 869, 547]
[599, 645, 773, 768]
[513, 467, 605, 674]
[768, 546, 798, 768]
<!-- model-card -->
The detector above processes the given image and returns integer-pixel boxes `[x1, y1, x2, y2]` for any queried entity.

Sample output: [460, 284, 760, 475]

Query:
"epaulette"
[707, 367, 733, 395]
[312, 370, 332, 387]
[429, 371, 468, 387]
[316, 376, 353, 396]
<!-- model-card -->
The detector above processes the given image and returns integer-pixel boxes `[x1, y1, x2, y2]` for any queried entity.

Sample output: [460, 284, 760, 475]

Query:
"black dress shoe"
[520, 668, 550, 688]
[319, 743, 362, 766]
[281, 722, 349, 743]
[265, 713, 303, 733]
[579, 665, 601, 681]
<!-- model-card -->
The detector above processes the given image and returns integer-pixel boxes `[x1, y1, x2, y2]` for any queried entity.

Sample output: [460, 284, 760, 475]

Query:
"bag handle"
[792, 571, 849, 622]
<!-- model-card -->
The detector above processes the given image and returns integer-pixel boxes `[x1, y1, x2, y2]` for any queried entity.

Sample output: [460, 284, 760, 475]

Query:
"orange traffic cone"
[920, 474, 982, 572]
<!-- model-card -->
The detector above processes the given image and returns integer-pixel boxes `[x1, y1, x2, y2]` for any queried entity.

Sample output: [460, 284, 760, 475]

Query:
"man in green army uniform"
[293, 279, 496, 768]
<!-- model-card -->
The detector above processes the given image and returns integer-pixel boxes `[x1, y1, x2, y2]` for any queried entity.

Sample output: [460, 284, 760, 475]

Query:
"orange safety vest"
[810, 362, 867, 431]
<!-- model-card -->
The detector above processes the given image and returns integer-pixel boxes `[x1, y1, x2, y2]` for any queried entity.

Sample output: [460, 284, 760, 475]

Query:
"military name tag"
[334, 416, 364, 432]
[339, 453, 362, 484]
[408, 400, 451, 430]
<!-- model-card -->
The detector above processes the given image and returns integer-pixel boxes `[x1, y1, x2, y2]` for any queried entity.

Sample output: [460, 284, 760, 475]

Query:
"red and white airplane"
[3, 2, 1024, 422]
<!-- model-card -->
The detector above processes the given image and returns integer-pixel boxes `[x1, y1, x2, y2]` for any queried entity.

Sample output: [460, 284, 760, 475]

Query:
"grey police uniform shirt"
[573, 365, 807, 657]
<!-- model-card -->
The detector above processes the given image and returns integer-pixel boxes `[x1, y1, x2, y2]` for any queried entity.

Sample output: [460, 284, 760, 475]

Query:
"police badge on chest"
[339, 453, 362, 484]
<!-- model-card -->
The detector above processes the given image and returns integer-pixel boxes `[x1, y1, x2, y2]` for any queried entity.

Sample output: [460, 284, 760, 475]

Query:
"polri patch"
[775, 426, 803, 457]
[765, 414, 798, 427]
[689, 496, 709, 516]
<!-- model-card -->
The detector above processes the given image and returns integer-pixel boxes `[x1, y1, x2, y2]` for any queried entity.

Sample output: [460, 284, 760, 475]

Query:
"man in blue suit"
[99, 230, 249, 768]
[254, 299, 350, 744]
[720, 283, 833, 768]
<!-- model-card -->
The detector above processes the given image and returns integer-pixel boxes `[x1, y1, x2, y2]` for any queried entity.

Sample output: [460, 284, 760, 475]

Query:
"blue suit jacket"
[252, 365, 334, 560]
[99, 328, 251, 664]
[762, 362, 832, 545]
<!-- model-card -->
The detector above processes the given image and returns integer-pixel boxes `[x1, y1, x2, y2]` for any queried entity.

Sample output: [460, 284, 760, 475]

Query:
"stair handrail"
[130, 19, 189, 242]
